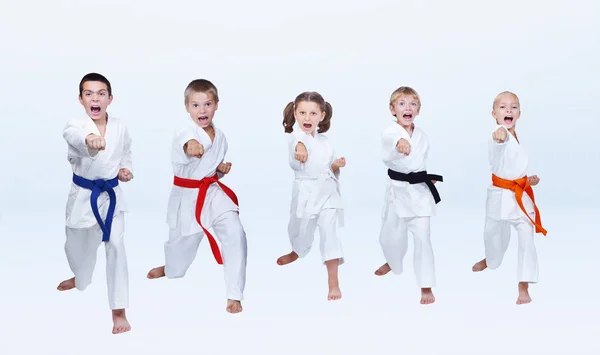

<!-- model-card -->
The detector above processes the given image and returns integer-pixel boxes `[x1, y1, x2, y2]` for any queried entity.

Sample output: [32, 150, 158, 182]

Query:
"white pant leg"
[211, 211, 247, 301]
[288, 215, 318, 258]
[378, 204, 409, 275]
[408, 216, 435, 288]
[64, 212, 129, 309]
[164, 227, 204, 279]
[317, 209, 344, 265]
[104, 213, 129, 309]
[65, 225, 102, 291]
[512, 215, 539, 283]
[483, 216, 511, 269]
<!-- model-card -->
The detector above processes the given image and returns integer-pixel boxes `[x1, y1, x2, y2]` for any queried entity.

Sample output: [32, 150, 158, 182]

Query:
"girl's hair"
[282, 91, 333, 133]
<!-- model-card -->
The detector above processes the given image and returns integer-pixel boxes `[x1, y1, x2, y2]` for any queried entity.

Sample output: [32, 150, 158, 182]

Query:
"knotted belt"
[72, 173, 119, 242]
[491, 174, 547, 236]
[173, 174, 239, 264]
[387, 169, 443, 204]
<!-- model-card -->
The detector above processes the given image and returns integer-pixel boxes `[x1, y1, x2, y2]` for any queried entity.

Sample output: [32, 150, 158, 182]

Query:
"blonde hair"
[184, 79, 219, 105]
[389, 86, 421, 108]
[493, 91, 519, 109]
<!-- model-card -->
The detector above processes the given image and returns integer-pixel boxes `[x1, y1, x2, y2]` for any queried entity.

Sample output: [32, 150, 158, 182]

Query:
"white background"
[0, 0, 599, 354]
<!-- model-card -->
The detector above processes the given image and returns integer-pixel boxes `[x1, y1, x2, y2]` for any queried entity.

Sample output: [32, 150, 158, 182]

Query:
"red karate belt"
[491, 174, 547, 236]
[173, 174, 239, 264]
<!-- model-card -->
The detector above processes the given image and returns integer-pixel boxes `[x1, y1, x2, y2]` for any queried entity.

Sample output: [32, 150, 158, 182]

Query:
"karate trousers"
[288, 208, 345, 265]
[483, 213, 539, 283]
[379, 205, 436, 288]
[164, 210, 247, 301]
[64, 212, 129, 310]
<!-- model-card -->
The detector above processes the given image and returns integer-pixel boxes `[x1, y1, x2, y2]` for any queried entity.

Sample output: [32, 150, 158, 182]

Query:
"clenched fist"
[295, 142, 308, 163]
[493, 127, 508, 143]
[528, 175, 540, 186]
[185, 139, 204, 158]
[396, 138, 411, 155]
[118, 168, 133, 182]
[332, 157, 346, 169]
[217, 162, 232, 175]
[86, 134, 106, 150]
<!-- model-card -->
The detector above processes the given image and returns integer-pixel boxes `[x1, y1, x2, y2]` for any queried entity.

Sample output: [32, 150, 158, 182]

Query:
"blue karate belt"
[72, 173, 119, 242]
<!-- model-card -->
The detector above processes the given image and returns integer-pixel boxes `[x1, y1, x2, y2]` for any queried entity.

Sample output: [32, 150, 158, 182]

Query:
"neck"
[398, 121, 414, 135]
[92, 114, 108, 127]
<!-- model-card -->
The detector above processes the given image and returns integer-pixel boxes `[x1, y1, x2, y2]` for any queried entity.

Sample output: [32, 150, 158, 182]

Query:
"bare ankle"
[112, 309, 126, 316]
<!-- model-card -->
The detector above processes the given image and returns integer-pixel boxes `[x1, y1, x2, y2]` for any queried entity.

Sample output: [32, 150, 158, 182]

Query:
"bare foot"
[112, 309, 131, 335]
[147, 266, 165, 279]
[325, 258, 342, 300]
[420, 288, 435, 305]
[328, 284, 342, 300]
[472, 259, 487, 272]
[374, 263, 391, 276]
[516, 282, 532, 305]
[57, 277, 76, 291]
[226, 299, 243, 314]
[277, 252, 298, 266]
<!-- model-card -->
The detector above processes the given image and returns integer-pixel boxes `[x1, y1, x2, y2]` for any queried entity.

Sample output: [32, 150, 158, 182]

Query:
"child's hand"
[86, 134, 106, 150]
[295, 142, 308, 163]
[185, 139, 204, 158]
[396, 138, 411, 155]
[118, 168, 133, 182]
[493, 127, 508, 143]
[217, 162, 232, 175]
[528, 175, 540, 186]
[332, 157, 346, 169]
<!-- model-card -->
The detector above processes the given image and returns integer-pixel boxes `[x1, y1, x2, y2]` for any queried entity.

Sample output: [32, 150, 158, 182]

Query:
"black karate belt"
[387, 169, 443, 204]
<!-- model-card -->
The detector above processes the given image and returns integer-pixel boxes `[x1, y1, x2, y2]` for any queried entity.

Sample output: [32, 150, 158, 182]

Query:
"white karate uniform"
[378, 123, 437, 288]
[165, 120, 247, 301]
[482, 125, 539, 283]
[62, 115, 132, 310]
[286, 129, 345, 265]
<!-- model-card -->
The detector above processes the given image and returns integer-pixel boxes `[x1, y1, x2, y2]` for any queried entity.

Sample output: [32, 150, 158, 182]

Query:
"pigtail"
[318, 101, 332, 133]
[283, 101, 296, 133]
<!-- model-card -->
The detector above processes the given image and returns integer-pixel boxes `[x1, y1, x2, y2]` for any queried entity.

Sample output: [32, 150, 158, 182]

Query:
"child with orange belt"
[472, 91, 547, 305]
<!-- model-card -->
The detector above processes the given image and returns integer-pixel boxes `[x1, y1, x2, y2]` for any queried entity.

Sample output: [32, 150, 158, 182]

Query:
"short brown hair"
[184, 79, 219, 105]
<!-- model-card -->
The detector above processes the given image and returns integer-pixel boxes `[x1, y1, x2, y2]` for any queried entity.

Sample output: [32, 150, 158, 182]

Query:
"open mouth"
[197, 115, 209, 123]
[504, 116, 513, 124]
[302, 123, 312, 129]
[91, 105, 101, 114]
[402, 113, 413, 120]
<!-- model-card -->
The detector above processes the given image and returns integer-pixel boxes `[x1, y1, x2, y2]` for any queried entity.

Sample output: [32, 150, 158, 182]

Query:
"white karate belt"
[296, 170, 344, 234]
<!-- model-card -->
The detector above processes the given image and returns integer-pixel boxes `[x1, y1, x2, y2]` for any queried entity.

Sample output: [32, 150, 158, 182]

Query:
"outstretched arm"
[382, 127, 411, 163]
[63, 119, 101, 160]
[288, 132, 308, 171]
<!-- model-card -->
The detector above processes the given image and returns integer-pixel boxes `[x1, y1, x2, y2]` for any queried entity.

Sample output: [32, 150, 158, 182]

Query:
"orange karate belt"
[173, 174, 239, 264]
[491, 174, 547, 236]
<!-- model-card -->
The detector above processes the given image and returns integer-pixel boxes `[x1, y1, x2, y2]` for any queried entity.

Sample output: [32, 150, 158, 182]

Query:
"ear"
[320, 111, 326, 122]
[214, 101, 219, 111]
[389, 104, 397, 117]
[107, 95, 113, 105]
[78, 95, 84, 106]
